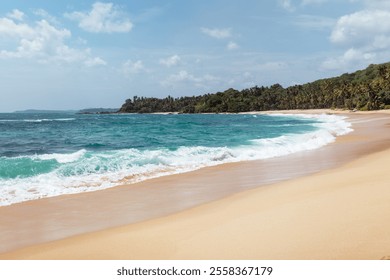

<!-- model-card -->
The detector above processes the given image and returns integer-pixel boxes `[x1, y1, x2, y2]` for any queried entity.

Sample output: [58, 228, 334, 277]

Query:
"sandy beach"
[1, 110, 390, 259]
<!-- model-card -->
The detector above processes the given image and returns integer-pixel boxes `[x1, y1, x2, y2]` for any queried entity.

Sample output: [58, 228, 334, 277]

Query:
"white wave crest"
[0, 114, 352, 206]
[35, 149, 87, 163]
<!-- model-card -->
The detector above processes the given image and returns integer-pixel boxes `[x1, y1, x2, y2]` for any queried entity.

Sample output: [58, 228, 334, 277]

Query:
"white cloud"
[279, 0, 295, 12]
[7, 9, 24, 21]
[0, 18, 71, 59]
[201, 27, 232, 39]
[0, 13, 105, 67]
[159, 55, 181, 67]
[330, 10, 390, 46]
[84, 56, 107, 67]
[122, 60, 145, 75]
[321, 48, 378, 70]
[227, 41, 239, 50]
[324, 7, 390, 70]
[161, 70, 218, 88]
[0, 18, 35, 38]
[163, 70, 198, 84]
[65, 2, 133, 33]
[33, 9, 60, 25]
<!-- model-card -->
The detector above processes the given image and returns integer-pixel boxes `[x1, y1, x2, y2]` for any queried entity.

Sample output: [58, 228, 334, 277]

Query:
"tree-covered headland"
[119, 62, 390, 113]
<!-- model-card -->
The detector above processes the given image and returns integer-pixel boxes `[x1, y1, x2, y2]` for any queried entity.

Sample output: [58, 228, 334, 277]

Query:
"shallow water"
[0, 112, 352, 205]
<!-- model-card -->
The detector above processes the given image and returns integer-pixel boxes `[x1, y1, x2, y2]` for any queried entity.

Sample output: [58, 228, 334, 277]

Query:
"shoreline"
[0, 111, 351, 208]
[6, 146, 390, 260]
[1, 110, 390, 259]
[0, 109, 352, 208]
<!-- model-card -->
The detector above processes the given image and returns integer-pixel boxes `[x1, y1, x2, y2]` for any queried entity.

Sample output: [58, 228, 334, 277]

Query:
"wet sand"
[1, 110, 390, 259]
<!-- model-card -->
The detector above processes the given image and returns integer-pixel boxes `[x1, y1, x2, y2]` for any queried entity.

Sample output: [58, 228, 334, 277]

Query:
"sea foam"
[35, 149, 87, 163]
[0, 114, 352, 206]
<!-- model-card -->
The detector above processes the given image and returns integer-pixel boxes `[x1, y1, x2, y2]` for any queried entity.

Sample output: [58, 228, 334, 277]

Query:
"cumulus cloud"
[0, 11, 105, 66]
[279, 0, 295, 12]
[84, 56, 107, 67]
[0, 18, 71, 59]
[201, 27, 232, 39]
[122, 60, 145, 75]
[227, 41, 239, 50]
[65, 2, 133, 33]
[324, 8, 390, 70]
[7, 9, 24, 21]
[162, 70, 198, 85]
[201, 28, 239, 52]
[330, 10, 390, 46]
[322, 48, 377, 70]
[159, 55, 181, 67]
[161, 70, 218, 88]
[33, 9, 60, 25]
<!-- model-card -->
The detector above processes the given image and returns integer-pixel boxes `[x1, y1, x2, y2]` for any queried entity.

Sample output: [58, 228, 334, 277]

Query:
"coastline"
[1, 110, 390, 259]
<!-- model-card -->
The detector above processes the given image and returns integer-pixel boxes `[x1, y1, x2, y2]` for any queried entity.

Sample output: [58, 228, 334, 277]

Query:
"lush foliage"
[119, 62, 390, 113]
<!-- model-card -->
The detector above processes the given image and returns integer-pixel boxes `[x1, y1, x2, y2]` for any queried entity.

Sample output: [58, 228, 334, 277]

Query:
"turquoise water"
[0, 112, 352, 206]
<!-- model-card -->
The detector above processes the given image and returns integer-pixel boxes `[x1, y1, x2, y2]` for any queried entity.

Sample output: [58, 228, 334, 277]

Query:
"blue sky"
[1, 0, 390, 112]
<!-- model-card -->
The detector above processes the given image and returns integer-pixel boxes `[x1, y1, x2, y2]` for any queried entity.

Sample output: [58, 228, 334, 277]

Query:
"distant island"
[119, 62, 390, 113]
[14, 109, 78, 114]
[77, 108, 119, 114]
[13, 108, 119, 114]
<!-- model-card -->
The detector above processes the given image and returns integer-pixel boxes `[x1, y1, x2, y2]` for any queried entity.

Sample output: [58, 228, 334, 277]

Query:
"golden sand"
[1, 110, 390, 259]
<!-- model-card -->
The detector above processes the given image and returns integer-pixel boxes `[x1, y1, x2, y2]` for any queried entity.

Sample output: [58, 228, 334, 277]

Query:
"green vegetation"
[78, 108, 119, 114]
[119, 62, 390, 113]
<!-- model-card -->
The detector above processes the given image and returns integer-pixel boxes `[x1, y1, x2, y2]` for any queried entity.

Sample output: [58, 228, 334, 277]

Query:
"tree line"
[118, 62, 390, 113]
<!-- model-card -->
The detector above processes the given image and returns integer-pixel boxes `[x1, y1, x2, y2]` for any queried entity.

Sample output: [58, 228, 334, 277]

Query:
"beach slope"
[2, 143, 390, 260]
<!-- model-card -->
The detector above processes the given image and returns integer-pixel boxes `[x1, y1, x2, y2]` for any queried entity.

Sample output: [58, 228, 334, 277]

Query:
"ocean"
[0, 112, 352, 206]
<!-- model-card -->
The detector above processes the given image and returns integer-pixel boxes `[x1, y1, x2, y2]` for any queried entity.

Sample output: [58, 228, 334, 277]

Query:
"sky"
[1, 0, 390, 112]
